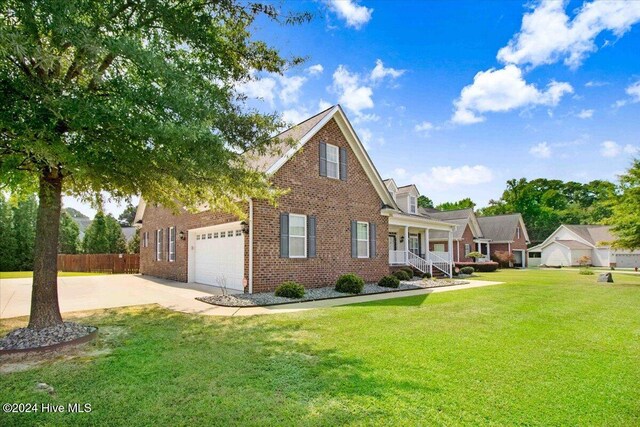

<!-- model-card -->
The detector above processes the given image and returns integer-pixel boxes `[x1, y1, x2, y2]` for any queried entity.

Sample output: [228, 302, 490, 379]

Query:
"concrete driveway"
[1, 274, 504, 319]
[0, 274, 248, 318]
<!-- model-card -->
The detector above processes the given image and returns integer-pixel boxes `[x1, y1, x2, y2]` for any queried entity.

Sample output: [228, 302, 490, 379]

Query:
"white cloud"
[623, 144, 639, 155]
[530, 142, 552, 158]
[497, 0, 640, 69]
[393, 168, 407, 179]
[585, 80, 608, 87]
[278, 75, 307, 105]
[306, 64, 324, 76]
[576, 109, 594, 119]
[370, 59, 405, 82]
[281, 107, 311, 125]
[357, 128, 373, 149]
[236, 76, 277, 106]
[601, 140, 621, 157]
[626, 80, 640, 103]
[331, 65, 374, 115]
[414, 121, 434, 136]
[452, 65, 573, 124]
[412, 165, 494, 190]
[326, 0, 373, 29]
[318, 99, 333, 111]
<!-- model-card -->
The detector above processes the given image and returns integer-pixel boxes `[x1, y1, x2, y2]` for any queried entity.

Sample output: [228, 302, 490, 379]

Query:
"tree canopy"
[0, 0, 310, 329]
[607, 160, 640, 250]
[417, 195, 434, 209]
[478, 178, 615, 244]
[436, 198, 475, 211]
[83, 211, 127, 254]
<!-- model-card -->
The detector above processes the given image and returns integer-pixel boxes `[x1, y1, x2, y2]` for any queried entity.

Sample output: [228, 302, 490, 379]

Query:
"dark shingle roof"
[244, 106, 335, 172]
[477, 214, 522, 242]
[563, 225, 615, 246]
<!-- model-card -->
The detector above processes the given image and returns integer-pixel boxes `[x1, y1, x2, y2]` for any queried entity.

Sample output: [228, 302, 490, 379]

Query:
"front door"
[409, 235, 420, 256]
[388, 234, 397, 250]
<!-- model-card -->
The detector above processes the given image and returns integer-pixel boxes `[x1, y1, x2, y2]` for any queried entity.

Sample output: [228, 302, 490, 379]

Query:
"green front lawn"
[2, 270, 640, 426]
[0, 271, 109, 279]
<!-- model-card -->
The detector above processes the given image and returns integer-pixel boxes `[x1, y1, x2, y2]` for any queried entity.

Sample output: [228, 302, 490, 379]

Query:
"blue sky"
[65, 0, 640, 217]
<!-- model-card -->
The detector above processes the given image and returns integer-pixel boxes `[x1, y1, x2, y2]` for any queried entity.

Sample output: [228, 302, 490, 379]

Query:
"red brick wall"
[489, 224, 528, 266]
[140, 117, 390, 292]
[457, 225, 476, 262]
[251, 118, 389, 292]
[139, 205, 244, 282]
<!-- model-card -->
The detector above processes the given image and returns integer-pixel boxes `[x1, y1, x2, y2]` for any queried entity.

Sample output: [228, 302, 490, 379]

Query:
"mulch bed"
[0, 322, 97, 354]
[196, 278, 469, 307]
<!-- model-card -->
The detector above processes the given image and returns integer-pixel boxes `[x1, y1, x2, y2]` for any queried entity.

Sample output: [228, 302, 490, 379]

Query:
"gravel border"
[0, 322, 98, 353]
[196, 278, 469, 307]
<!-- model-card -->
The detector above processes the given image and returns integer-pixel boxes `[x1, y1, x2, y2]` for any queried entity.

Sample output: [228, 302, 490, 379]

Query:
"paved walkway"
[0, 274, 503, 319]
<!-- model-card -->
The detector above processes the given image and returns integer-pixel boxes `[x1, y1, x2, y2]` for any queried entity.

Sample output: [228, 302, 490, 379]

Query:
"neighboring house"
[527, 224, 640, 268]
[418, 208, 530, 267]
[477, 214, 530, 268]
[134, 105, 457, 294]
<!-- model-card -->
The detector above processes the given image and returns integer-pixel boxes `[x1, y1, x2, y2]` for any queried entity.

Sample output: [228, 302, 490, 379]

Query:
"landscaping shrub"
[392, 270, 411, 281]
[378, 275, 400, 288]
[335, 273, 365, 294]
[422, 272, 432, 279]
[402, 267, 414, 277]
[460, 266, 474, 275]
[492, 251, 514, 268]
[274, 281, 305, 298]
[579, 267, 594, 275]
[455, 262, 499, 272]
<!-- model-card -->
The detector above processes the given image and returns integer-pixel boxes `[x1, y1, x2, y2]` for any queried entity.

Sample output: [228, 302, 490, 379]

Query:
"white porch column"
[448, 230, 454, 277]
[487, 242, 491, 260]
[424, 228, 431, 260]
[404, 226, 409, 263]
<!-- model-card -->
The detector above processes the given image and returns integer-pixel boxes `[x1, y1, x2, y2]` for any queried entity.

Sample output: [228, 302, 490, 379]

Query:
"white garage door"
[616, 254, 640, 268]
[193, 224, 245, 292]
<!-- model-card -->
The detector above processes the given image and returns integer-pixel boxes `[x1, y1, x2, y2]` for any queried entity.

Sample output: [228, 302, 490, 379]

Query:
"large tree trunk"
[28, 170, 64, 329]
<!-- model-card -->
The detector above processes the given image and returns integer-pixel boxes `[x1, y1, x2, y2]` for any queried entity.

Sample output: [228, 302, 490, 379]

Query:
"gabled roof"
[423, 208, 483, 240]
[383, 178, 399, 193]
[430, 218, 471, 240]
[426, 208, 474, 221]
[244, 104, 398, 209]
[396, 184, 420, 196]
[477, 213, 530, 243]
[244, 106, 335, 173]
[563, 225, 615, 247]
[554, 240, 593, 250]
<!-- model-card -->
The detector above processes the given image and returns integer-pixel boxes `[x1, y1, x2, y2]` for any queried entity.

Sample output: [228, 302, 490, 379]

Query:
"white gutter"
[248, 199, 254, 294]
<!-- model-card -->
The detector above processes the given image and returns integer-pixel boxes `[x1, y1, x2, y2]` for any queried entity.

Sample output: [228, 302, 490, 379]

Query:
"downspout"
[248, 199, 253, 294]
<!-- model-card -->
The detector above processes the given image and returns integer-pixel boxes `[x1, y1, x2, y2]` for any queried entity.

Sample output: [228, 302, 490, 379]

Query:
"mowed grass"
[0, 272, 109, 279]
[1, 269, 640, 426]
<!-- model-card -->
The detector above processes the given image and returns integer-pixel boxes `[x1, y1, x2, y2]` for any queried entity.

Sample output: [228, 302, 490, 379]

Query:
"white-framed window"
[516, 226, 520, 239]
[409, 196, 417, 214]
[289, 214, 307, 258]
[464, 243, 471, 257]
[434, 243, 445, 252]
[409, 234, 419, 255]
[155, 229, 162, 261]
[357, 221, 369, 258]
[326, 143, 339, 179]
[235, 230, 242, 236]
[168, 227, 176, 262]
[143, 231, 149, 248]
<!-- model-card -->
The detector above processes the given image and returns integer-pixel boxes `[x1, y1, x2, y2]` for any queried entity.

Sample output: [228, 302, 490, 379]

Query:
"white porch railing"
[389, 250, 452, 277]
[426, 251, 452, 277]
[407, 252, 430, 275]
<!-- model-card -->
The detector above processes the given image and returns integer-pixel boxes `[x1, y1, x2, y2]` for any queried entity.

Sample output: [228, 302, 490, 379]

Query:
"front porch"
[388, 223, 454, 277]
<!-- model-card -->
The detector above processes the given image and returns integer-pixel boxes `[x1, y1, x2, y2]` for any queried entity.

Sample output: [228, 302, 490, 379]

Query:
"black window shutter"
[319, 141, 327, 177]
[280, 213, 289, 258]
[339, 147, 347, 181]
[351, 220, 357, 258]
[369, 223, 376, 258]
[308, 216, 317, 258]
[166, 227, 170, 261]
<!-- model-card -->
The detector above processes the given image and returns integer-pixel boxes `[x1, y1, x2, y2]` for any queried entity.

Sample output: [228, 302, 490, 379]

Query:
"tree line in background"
[0, 195, 139, 271]
[430, 160, 639, 247]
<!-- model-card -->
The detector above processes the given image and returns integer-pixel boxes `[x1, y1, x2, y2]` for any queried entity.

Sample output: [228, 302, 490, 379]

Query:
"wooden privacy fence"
[57, 254, 140, 274]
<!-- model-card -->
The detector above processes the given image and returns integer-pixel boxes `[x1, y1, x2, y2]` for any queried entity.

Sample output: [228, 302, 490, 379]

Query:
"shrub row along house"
[134, 106, 526, 294]
[527, 224, 640, 268]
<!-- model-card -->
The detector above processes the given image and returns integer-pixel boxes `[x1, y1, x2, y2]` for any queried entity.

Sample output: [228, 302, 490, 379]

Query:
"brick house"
[134, 105, 457, 293]
[418, 208, 530, 267]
